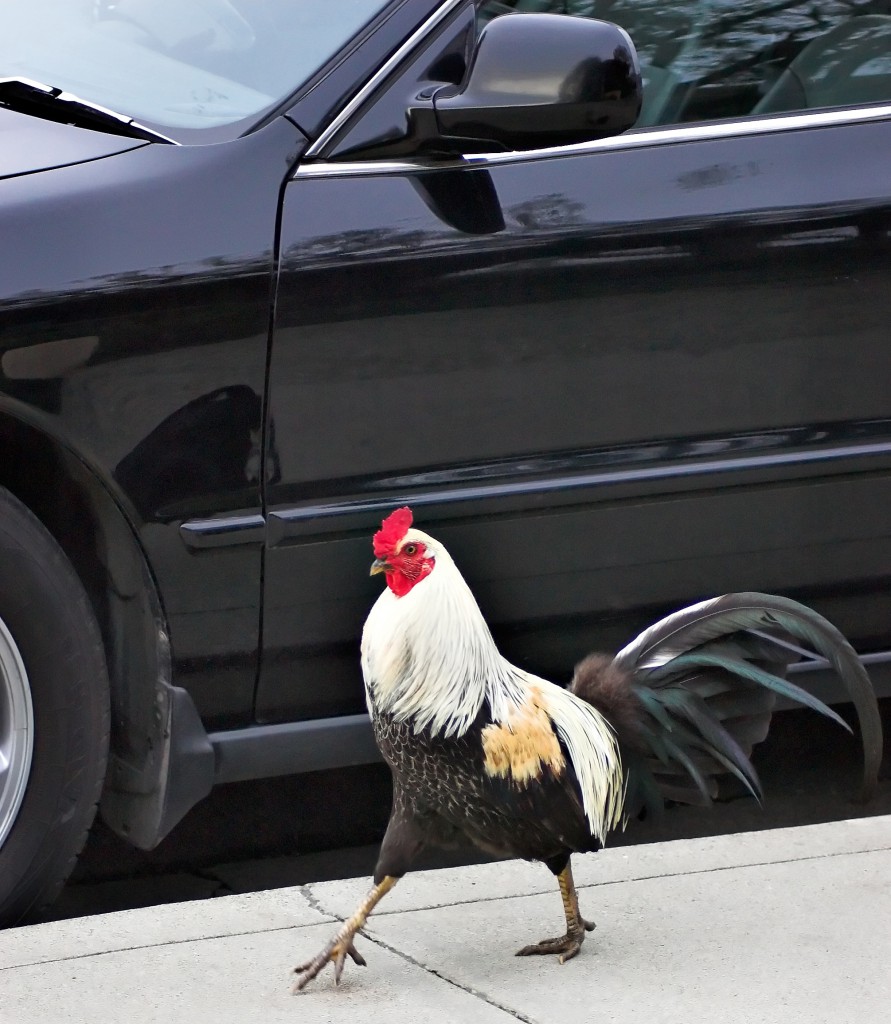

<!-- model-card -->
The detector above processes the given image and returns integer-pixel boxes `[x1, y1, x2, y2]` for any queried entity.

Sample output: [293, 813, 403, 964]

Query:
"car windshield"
[0, 0, 392, 136]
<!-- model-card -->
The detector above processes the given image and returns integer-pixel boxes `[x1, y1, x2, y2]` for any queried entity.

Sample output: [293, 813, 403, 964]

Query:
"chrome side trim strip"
[296, 103, 891, 179]
[180, 513, 266, 549]
[785, 651, 891, 706]
[296, 156, 465, 178]
[267, 438, 891, 533]
[303, 0, 467, 159]
[790, 650, 891, 676]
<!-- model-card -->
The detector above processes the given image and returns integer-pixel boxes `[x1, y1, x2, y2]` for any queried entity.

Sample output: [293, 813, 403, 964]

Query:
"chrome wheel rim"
[0, 615, 34, 848]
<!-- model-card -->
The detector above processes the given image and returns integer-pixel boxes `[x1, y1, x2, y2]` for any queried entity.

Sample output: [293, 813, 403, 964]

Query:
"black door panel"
[260, 114, 891, 722]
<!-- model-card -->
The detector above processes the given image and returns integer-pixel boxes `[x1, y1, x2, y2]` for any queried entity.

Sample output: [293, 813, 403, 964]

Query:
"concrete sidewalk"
[2, 817, 890, 1024]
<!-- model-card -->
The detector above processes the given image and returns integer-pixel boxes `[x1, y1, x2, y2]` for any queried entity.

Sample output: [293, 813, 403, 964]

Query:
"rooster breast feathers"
[360, 528, 625, 846]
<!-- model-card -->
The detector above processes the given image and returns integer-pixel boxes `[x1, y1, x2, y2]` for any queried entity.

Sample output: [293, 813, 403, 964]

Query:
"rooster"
[293, 506, 882, 990]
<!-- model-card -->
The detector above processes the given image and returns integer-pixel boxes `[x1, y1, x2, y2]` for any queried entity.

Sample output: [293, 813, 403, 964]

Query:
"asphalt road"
[37, 699, 891, 925]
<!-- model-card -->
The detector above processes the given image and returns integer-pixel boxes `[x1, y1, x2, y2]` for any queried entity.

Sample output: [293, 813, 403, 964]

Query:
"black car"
[2, 0, 890, 926]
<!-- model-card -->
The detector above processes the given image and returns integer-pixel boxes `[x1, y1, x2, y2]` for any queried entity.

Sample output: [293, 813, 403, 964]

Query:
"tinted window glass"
[481, 1, 891, 126]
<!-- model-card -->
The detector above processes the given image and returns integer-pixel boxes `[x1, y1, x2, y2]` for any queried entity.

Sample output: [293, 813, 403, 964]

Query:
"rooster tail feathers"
[573, 593, 883, 809]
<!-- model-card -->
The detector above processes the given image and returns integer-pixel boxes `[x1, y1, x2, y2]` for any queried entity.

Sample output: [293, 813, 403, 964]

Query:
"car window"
[0, 0, 392, 135]
[480, 1, 891, 127]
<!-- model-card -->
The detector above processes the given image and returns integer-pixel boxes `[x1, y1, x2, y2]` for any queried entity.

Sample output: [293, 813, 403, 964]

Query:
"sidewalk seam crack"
[362, 930, 541, 1024]
[300, 884, 332, 918]
[0, 920, 331, 972]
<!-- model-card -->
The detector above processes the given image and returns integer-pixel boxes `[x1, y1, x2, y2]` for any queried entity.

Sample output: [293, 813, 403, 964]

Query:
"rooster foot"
[292, 876, 397, 992]
[515, 918, 595, 964]
[292, 930, 367, 991]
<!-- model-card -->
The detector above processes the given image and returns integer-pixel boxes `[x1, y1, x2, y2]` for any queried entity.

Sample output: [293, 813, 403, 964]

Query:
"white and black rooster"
[294, 506, 882, 989]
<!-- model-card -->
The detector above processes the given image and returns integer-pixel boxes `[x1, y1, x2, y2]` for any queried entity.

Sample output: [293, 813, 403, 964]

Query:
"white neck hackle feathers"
[361, 529, 625, 842]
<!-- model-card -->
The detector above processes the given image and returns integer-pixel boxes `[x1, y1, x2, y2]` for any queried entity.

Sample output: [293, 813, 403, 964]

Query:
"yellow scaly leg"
[516, 861, 595, 964]
[293, 875, 397, 991]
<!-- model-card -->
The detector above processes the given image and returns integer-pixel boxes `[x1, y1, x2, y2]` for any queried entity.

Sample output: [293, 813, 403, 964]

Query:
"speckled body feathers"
[372, 707, 599, 873]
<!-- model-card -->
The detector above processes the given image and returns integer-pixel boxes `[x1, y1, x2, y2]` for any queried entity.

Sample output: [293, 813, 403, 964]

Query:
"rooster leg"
[293, 875, 397, 991]
[516, 861, 594, 963]
[293, 795, 425, 991]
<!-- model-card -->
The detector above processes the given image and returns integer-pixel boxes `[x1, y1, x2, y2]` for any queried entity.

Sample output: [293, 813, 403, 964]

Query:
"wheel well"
[0, 412, 173, 828]
[0, 417, 113, 636]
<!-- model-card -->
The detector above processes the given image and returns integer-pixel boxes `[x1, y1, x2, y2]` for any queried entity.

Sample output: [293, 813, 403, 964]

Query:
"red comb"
[373, 506, 413, 558]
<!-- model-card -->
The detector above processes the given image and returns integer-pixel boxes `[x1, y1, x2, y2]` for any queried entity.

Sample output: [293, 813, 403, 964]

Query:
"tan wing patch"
[482, 688, 565, 785]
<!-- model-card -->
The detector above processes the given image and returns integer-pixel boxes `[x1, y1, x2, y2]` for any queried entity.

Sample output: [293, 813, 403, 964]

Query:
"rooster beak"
[370, 558, 390, 576]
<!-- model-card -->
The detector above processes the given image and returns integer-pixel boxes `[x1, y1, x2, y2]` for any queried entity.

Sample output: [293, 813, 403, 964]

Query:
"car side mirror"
[415, 13, 641, 152]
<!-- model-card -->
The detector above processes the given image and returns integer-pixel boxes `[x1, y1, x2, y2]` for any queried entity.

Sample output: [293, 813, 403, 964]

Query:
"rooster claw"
[292, 934, 366, 992]
[515, 917, 595, 963]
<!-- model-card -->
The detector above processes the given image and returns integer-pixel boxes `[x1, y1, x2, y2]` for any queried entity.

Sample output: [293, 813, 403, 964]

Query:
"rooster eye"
[403, 544, 418, 556]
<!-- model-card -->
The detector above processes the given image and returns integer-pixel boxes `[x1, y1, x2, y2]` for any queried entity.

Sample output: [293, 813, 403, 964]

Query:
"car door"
[258, 0, 891, 725]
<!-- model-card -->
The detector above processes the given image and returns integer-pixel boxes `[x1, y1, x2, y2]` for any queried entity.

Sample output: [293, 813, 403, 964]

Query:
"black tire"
[0, 486, 110, 926]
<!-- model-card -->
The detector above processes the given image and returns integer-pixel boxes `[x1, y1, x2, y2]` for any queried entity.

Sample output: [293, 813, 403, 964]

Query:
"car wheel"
[0, 486, 110, 926]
